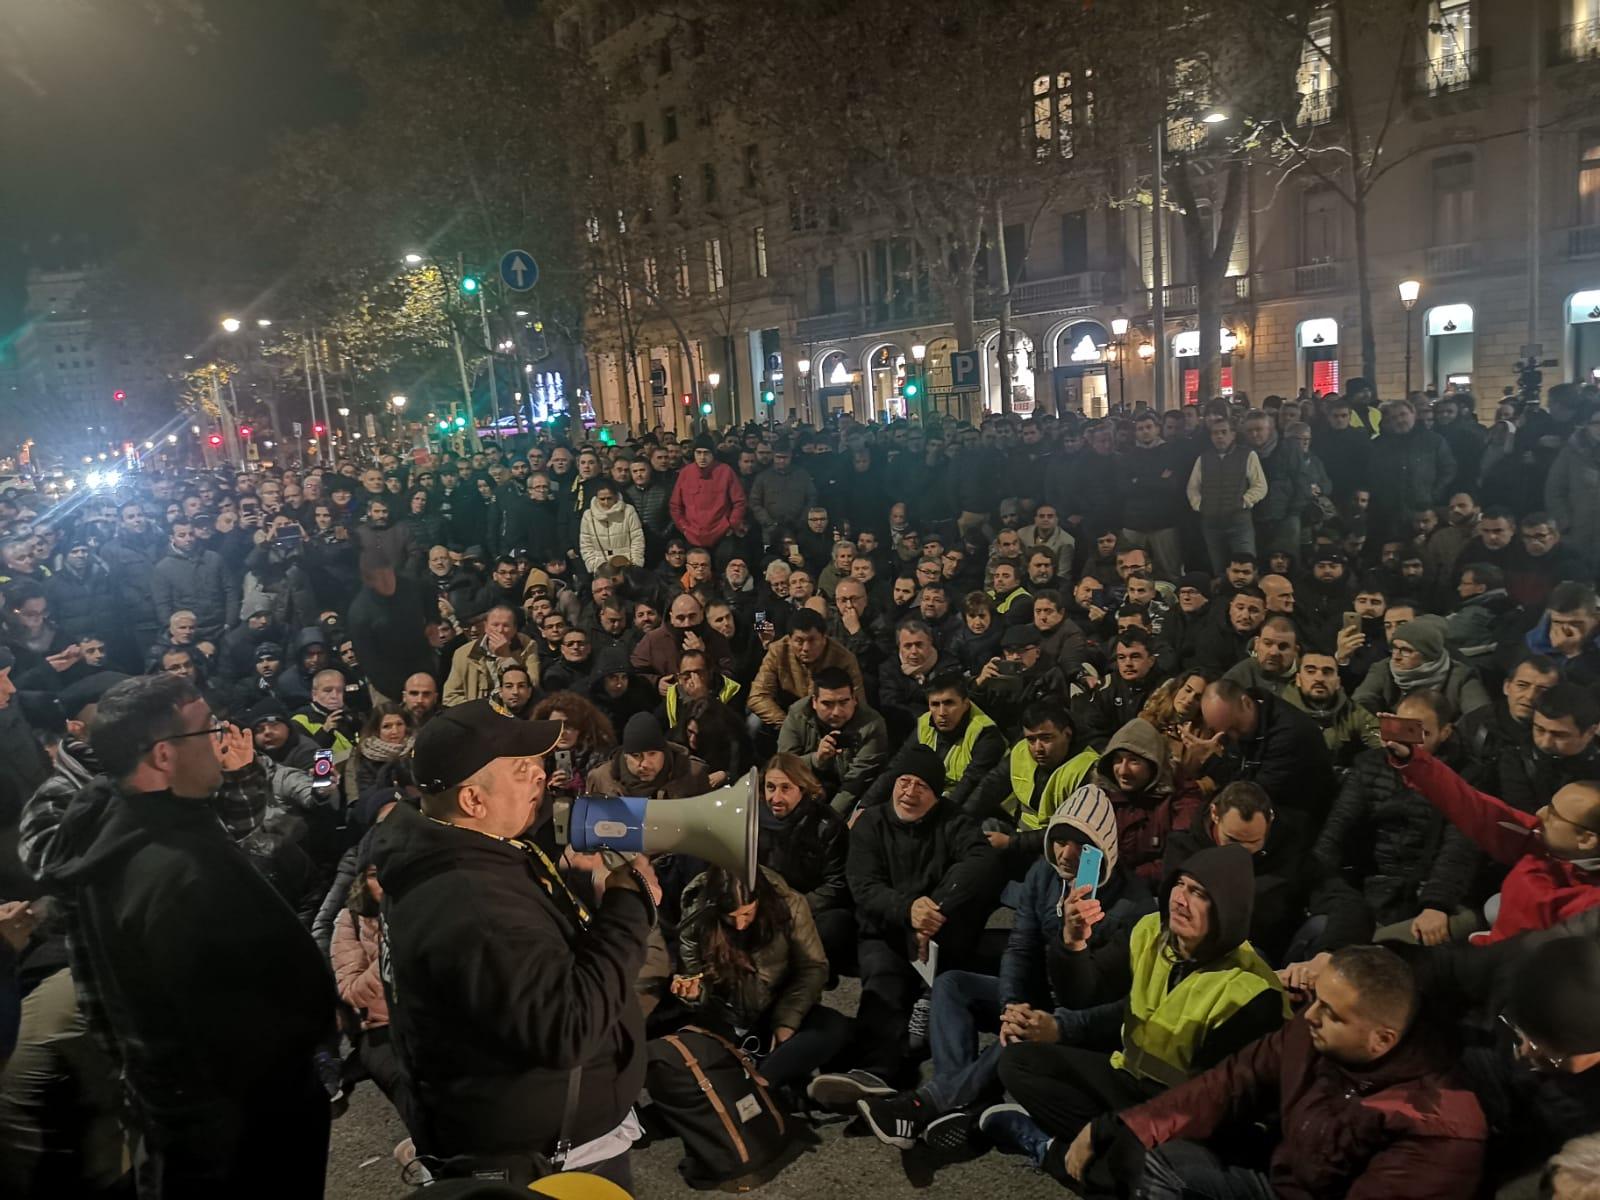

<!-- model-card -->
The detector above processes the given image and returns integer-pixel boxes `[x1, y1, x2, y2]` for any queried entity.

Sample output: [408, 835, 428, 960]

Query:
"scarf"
[360, 734, 414, 763]
[1393, 651, 1452, 693]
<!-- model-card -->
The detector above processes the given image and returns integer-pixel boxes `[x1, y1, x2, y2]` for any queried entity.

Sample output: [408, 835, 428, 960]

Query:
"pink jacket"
[669, 462, 746, 548]
[330, 910, 389, 1029]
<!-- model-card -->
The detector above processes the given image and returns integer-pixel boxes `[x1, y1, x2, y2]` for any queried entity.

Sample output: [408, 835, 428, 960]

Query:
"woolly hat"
[895, 745, 947, 797]
[1392, 615, 1446, 662]
[1046, 783, 1120, 882]
[1176, 572, 1212, 598]
[621, 712, 667, 754]
[692, 433, 717, 452]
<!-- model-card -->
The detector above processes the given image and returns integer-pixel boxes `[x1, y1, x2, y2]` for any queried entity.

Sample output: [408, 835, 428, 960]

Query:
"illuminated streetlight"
[707, 372, 721, 389]
[797, 358, 811, 377]
[404, 253, 424, 265]
[1138, 343, 1155, 361]
[390, 395, 408, 409]
[1201, 110, 1230, 124]
[1111, 317, 1130, 337]
[1398, 279, 1421, 310]
[256, 318, 272, 328]
[220, 317, 242, 333]
[337, 407, 350, 417]
[911, 343, 927, 362]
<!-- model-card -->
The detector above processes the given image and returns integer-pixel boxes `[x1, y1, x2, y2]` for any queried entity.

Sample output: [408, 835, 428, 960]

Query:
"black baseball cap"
[412, 699, 562, 791]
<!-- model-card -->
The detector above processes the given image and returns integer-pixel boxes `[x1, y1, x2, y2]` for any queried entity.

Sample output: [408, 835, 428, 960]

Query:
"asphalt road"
[325, 976, 1081, 1200]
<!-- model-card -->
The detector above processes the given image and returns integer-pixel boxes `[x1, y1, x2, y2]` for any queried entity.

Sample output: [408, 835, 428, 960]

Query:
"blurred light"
[797, 358, 811, 376]
[221, 317, 242, 333]
[256, 318, 272, 328]
[460, 276, 480, 295]
[208, 433, 223, 447]
[515, 309, 529, 317]
[404, 253, 424, 265]
[263, 440, 274, 448]
[167, 434, 178, 444]
[1201, 110, 1230, 124]
[524, 364, 534, 373]
[112, 389, 127, 402]
[391, 394, 408, 409]
[238, 425, 252, 438]
[911, 343, 927, 361]
[143, 440, 154, 449]
[337, 407, 350, 417]
[707, 372, 721, 388]
[1138, 343, 1155, 360]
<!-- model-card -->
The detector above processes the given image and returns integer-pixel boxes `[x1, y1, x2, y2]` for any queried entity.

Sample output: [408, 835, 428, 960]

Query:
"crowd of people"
[1, 374, 1600, 1197]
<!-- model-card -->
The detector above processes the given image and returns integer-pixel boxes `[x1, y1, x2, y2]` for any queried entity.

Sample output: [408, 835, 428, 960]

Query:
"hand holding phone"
[1073, 845, 1105, 897]
[1379, 714, 1425, 745]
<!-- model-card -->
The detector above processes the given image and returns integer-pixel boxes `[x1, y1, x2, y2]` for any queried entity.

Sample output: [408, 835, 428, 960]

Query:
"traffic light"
[460, 275, 480, 295]
[207, 433, 223, 447]
[112, 389, 127, 403]
[238, 425, 252, 438]
[455, 414, 467, 428]
[312, 423, 325, 436]
[437, 419, 450, 431]
[762, 385, 776, 405]
[902, 377, 921, 401]
[700, 401, 712, 415]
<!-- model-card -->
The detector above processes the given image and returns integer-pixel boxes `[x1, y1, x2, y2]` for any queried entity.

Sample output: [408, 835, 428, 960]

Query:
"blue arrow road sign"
[499, 249, 539, 291]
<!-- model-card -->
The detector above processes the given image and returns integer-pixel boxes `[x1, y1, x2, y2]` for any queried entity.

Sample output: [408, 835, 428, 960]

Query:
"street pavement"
[325, 976, 1081, 1199]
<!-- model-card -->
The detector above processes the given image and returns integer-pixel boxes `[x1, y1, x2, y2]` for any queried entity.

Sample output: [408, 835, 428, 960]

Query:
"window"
[702, 162, 718, 203]
[743, 144, 761, 190]
[658, 36, 673, 75]
[662, 107, 678, 144]
[1431, 153, 1475, 245]
[585, 214, 602, 243]
[1296, 12, 1335, 124]
[752, 225, 769, 278]
[641, 256, 658, 294]
[817, 265, 837, 314]
[669, 173, 684, 213]
[675, 246, 691, 298]
[1061, 211, 1088, 274]
[1426, 0, 1472, 89]
[705, 238, 725, 292]
[631, 121, 647, 157]
[1002, 223, 1028, 284]
[689, 19, 707, 56]
[1301, 188, 1342, 263]
[1032, 71, 1077, 159]
[1580, 135, 1600, 227]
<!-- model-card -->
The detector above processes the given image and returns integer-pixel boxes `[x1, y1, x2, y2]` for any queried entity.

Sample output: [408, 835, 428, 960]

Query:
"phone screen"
[312, 749, 336, 784]
[754, 610, 767, 626]
[1073, 845, 1105, 898]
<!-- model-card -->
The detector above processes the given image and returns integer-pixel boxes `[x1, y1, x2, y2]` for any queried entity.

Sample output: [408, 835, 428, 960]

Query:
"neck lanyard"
[428, 818, 592, 929]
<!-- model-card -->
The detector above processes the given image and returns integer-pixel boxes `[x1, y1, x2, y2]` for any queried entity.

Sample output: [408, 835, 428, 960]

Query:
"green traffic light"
[455, 415, 467, 427]
[762, 390, 775, 404]
[460, 276, 480, 295]
[903, 380, 921, 398]
[437, 420, 449, 431]
[700, 402, 713, 415]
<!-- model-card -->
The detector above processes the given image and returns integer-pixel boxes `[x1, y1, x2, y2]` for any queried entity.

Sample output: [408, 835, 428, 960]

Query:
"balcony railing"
[1407, 49, 1488, 98]
[1567, 224, 1600, 258]
[794, 294, 947, 343]
[1425, 241, 1478, 275]
[1549, 19, 1600, 66]
[1005, 271, 1108, 316]
[1293, 261, 1342, 293]
[1295, 86, 1340, 127]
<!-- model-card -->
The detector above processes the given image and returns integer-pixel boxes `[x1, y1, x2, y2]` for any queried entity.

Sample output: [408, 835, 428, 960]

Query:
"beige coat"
[442, 633, 542, 706]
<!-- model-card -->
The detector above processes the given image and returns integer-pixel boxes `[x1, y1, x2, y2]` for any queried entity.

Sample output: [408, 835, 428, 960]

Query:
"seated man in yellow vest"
[981, 843, 1289, 1185]
[989, 557, 1031, 618]
[858, 671, 1007, 816]
[658, 647, 744, 731]
[962, 699, 1101, 878]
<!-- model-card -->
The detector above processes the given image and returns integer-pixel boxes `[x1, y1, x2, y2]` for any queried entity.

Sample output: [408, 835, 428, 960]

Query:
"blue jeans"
[759, 1005, 855, 1088]
[919, 970, 1004, 1113]
[1138, 1139, 1277, 1199]
[1200, 512, 1255, 576]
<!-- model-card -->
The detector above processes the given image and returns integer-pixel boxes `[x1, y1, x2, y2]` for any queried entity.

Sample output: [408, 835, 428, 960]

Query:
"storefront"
[1424, 304, 1474, 391]
[1296, 318, 1340, 395]
[1172, 327, 1238, 404]
[863, 343, 909, 420]
[1049, 320, 1111, 417]
[1568, 290, 1600, 385]
[982, 330, 1036, 415]
[815, 350, 857, 419]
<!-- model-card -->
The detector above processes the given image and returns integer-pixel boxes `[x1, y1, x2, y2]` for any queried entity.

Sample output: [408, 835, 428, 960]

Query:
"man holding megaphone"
[369, 699, 661, 1191]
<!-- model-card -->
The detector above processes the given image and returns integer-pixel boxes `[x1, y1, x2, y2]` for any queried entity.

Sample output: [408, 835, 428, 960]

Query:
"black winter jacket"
[370, 803, 653, 1160]
[757, 797, 851, 914]
[846, 800, 1001, 939]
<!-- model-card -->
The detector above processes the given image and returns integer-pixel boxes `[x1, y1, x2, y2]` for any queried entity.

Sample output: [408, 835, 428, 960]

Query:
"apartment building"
[559, 1, 1600, 428]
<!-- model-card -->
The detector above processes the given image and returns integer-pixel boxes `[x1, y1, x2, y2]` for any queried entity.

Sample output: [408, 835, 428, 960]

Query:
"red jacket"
[1397, 749, 1600, 941]
[669, 462, 746, 548]
[1119, 1017, 1486, 1200]
[1113, 781, 1204, 886]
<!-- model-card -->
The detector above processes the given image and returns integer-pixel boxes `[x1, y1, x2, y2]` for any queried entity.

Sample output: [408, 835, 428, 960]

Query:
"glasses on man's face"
[562, 639, 589, 650]
[145, 723, 226, 754]
[1499, 1012, 1568, 1071]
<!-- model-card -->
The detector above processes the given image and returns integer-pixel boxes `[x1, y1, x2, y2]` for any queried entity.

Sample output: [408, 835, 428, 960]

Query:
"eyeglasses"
[562, 639, 589, 649]
[1499, 1012, 1568, 1071]
[144, 724, 227, 753]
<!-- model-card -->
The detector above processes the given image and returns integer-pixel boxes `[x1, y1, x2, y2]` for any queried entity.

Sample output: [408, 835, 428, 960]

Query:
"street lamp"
[1111, 317, 1131, 412]
[220, 317, 242, 333]
[707, 371, 721, 389]
[256, 318, 272, 328]
[404, 253, 424, 266]
[909, 343, 929, 418]
[1398, 279, 1422, 397]
[390, 395, 408, 409]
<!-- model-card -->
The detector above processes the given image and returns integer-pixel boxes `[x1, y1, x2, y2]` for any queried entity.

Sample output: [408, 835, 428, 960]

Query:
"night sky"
[0, 0, 355, 326]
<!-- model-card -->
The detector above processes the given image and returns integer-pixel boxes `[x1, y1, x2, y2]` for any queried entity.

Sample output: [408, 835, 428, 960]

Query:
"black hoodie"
[369, 802, 653, 1160]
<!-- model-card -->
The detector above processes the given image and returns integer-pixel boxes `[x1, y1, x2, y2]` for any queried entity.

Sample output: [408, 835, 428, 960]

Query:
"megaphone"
[551, 768, 760, 890]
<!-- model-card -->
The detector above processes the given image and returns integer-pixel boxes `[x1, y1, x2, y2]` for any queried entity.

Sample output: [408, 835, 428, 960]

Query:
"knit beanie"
[1047, 783, 1120, 882]
[1176, 572, 1212, 599]
[622, 712, 667, 754]
[896, 745, 947, 798]
[1392, 615, 1446, 662]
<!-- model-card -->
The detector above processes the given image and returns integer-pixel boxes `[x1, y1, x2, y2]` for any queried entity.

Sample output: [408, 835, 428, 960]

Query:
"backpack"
[645, 1026, 793, 1190]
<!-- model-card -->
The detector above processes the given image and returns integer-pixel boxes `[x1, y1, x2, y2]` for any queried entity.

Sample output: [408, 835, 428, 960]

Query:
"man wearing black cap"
[371, 700, 659, 1188]
[973, 623, 1061, 732]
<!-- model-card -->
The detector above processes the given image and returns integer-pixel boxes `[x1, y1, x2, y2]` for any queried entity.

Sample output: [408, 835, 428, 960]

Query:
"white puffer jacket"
[579, 498, 646, 570]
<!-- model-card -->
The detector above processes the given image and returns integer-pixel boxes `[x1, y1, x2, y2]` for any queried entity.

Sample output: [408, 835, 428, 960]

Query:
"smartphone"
[1341, 611, 1361, 634]
[553, 749, 574, 775]
[1379, 714, 1426, 744]
[311, 749, 336, 789]
[1074, 845, 1105, 898]
[754, 610, 767, 626]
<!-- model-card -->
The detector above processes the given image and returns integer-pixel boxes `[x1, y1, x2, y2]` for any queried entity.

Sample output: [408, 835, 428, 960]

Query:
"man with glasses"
[544, 627, 596, 692]
[32, 673, 337, 1193]
[1504, 511, 1586, 612]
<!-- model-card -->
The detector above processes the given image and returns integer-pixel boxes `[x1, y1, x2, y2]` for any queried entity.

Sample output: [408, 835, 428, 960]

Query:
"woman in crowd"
[354, 702, 414, 794]
[329, 855, 412, 1126]
[531, 690, 617, 799]
[671, 864, 853, 1093]
[1140, 667, 1213, 756]
[579, 480, 645, 572]
[672, 696, 755, 788]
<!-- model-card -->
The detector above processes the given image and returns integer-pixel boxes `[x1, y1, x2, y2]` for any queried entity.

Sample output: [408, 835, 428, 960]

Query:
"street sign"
[499, 249, 539, 291]
[949, 350, 981, 392]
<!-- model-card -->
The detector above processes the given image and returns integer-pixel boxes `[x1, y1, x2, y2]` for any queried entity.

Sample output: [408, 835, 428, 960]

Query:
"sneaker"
[923, 1108, 979, 1151]
[978, 1102, 1053, 1165]
[857, 1091, 929, 1150]
[907, 996, 931, 1050]
[806, 1069, 894, 1110]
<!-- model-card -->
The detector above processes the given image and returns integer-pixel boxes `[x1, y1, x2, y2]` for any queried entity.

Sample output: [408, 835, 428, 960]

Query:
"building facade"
[557, 0, 1600, 429]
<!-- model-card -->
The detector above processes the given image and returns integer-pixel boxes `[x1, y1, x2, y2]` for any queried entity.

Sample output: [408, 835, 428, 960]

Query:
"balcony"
[1295, 87, 1340, 128]
[1406, 49, 1489, 99]
[1293, 261, 1343, 293]
[1567, 224, 1600, 258]
[1549, 19, 1600, 66]
[1424, 241, 1478, 275]
[794, 294, 947, 344]
[1006, 272, 1109, 316]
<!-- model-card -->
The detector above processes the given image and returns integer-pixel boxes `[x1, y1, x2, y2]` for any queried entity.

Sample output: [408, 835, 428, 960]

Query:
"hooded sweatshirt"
[1097, 718, 1204, 885]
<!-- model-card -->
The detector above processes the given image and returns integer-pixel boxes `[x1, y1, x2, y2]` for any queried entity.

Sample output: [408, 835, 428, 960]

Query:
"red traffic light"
[312, 423, 325, 436]
[112, 389, 127, 403]
[238, 425, 252, 438]
[681, 393, 692, 407]
[207, 433, 223, 447]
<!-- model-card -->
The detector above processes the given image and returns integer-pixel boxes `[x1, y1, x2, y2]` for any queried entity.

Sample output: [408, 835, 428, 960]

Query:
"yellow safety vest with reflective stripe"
[916, 704, 995, 790]
[992, 585, 1031, 615]
[1007, 744, 1100, 830]
[1110, 913, 1288, 1087]
[666, 676, 742, 727]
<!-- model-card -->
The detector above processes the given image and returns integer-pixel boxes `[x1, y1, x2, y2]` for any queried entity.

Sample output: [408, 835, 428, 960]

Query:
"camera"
[830, 729, 858, 751]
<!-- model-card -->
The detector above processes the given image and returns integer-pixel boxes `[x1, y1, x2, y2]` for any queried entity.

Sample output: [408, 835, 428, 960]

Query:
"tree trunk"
[1352, 186, 1378, 388]
[1173, 157, 1245, 405]
[994, 198, 1014, 416]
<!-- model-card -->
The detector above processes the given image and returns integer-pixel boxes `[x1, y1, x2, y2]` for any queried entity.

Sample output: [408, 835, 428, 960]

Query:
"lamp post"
[797, 357, 812, 424]
[1398, 279, 1421, 398]
[910, 342, 928, 420]
[1111, 317, 1130, 413]
[390, 394, 407, 442]
[706, 372, 721, 431]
